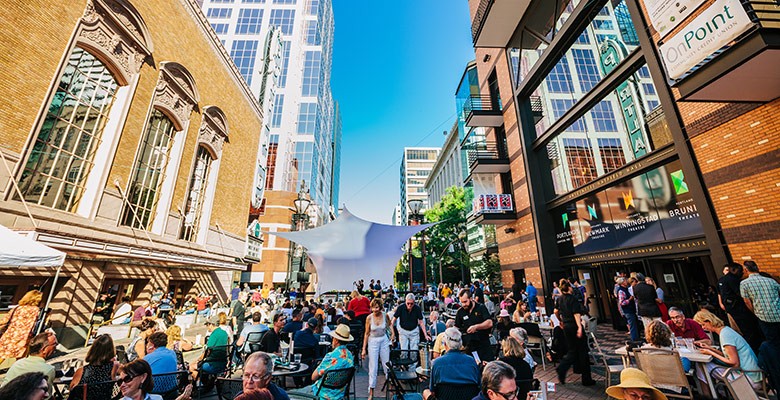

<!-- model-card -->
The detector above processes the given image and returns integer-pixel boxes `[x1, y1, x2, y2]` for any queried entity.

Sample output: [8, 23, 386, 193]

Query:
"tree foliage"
[471, 253, 501, 289]
[422, 186, 470, 285]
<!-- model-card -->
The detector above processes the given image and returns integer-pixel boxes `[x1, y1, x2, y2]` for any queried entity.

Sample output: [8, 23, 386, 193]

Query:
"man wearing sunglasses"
[474, 361, 518, 400]
[241, 352, 289, 400]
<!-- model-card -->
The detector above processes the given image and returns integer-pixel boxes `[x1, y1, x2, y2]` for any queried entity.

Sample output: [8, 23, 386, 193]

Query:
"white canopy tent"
[0, 224, 66, 333]
[271, 208, 436, 294]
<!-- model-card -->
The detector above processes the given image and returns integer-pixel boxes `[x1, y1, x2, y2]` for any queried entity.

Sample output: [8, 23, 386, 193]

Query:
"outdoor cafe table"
[614, 346, 715, 395]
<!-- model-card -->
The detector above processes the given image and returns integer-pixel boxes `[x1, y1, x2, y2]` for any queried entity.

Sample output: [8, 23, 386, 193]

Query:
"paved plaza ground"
[27, 321, 630, 400]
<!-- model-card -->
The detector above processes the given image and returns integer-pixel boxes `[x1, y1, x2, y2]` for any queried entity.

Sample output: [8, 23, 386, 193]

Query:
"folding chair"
[215, 377, 243, 400]
[432, 383, 480, 400]
[633, 348, 694, 399]
[721, 368, 770, 400]
[151, 370, 190, 400]
[588, 332, 626, 386]
[519, 323, 546, 370]
[384, 361, 422, 400]
[68, 379, 121, 400]
[722, 368, 761, 400]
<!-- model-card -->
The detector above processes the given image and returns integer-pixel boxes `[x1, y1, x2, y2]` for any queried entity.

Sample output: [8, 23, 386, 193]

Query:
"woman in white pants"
[362, 298, 394, 400]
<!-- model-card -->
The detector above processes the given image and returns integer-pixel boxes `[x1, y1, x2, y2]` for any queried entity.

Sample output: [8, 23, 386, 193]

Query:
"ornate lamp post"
[287, 182, 311, 291]
[407, 199, 426, 291]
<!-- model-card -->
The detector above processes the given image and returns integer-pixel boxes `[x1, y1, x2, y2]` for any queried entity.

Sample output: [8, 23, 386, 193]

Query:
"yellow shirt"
[432, 332, 447, 356]
[261, 288, 270, 298]
[441, 287, 452, 298]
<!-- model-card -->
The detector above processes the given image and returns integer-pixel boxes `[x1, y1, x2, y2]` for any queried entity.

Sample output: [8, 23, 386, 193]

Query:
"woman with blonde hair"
[217, 311, 234, 340]
[693, 309, 763, 389]
[0, 290, 43, 363]
[362, 298, 393, 400]
[499, 336, 534, 398]
[165, 325, 193, 351]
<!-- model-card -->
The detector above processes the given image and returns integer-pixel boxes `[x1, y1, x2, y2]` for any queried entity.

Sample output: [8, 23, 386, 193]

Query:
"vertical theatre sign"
[659, 0, 754, 81]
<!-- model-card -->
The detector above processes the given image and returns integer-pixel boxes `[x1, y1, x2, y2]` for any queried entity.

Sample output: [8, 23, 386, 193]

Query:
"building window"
[647, 100, 660, 111]
[563, 138, 597, 188]
[273, 0, 296, 3]
[641, 83, 656, 96]
[304, 20, 319, 45]
[551, 99, 585, 131]
[207, 8, 232, 18]
[17, 47, 118, 212]
[572, 48, 600, 93]
[121, 110, 176, 229]
[545, 56, 573, 93]
[235, 9, 264, 34]
[211, 23, 229, 34]
[306, 0, 320, 15]
[637, 66, 651, 78]
[614, 1, 639, 46]
[591, 19, 614, 30]
[597, 138, 626, 173]
[271, 94, 284, 128]
[211, 0, 235, 2]
[278, 41, 291, 88]
[297, 103, 317, 134]
[180, 146, 214, 241]
[242, 0, 265, 3]
[590, 101, 618, 132]
[301, 51, 321, 96]
[230, 40, 259, 85]
[269, 9, 295, 35]
[575, 30, 590, 44]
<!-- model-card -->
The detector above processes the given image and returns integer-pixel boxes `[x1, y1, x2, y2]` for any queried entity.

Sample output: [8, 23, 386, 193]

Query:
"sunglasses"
[492, 388, 519, 400]
[118, 374, 139, 384]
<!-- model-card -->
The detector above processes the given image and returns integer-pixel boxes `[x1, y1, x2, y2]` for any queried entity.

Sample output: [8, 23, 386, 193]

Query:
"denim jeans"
[624, 312, 639, 341]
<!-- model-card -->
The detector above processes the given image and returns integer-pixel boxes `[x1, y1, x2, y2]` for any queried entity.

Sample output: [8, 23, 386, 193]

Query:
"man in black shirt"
[260, 313, 285, 355]
[392, 293, 429, 367]
[455, 289, 494, 362]
[554, 280, 594, 386]
[718, 263, 764, 351]
[633, 273, 661, 328]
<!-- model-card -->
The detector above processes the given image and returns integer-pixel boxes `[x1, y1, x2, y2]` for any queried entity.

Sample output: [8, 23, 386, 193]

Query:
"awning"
[0, 225, 65, 267]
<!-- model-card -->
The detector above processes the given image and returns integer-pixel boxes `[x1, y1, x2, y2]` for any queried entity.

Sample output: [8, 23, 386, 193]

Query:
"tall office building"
[201, 0, 340, 288]
[391, 204, 403, 226]
[400, 147, 440, 224]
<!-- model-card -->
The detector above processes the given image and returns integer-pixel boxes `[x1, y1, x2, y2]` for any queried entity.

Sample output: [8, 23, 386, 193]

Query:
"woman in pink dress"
[0, 290, 43, 363]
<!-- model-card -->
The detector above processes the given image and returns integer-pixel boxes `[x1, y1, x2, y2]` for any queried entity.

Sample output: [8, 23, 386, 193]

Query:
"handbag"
[0, 307, 18, 337]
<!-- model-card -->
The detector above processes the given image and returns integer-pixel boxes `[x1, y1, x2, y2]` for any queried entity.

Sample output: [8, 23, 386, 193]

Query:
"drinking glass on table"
[294, 353, 302, 364]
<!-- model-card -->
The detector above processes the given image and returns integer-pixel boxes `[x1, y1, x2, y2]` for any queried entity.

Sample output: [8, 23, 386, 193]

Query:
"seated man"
[606, 368, 668, 400]
[236, 312, 269, 353]
[307, 324, 355, 400]
[239, 352, 290, 400]
[0, 332, 57, 395]
[431, 319, 455, 359]
[282, 309, 304, 340]
[190, 316, 229, 380]
[423, 327, 480, 400]
[473, 361, 517, 400]
[144, 331, 178, 392]
[259, 314, 286, 355]
[666, 307, 711, 345]
[428, 311, 446, 338]
[293, 318, 320, 351]
[112, 296, 133, 325]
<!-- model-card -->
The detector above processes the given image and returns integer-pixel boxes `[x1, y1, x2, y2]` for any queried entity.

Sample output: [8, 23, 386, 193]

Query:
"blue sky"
[331, 0, 474, 223]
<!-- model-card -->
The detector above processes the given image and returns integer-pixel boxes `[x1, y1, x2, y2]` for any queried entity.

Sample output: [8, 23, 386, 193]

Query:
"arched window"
[180, 146, 214, 242]
[16, 47, 119, 211]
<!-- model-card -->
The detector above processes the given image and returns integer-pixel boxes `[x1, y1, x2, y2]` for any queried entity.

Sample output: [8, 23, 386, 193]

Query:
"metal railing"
[461, 94, 502, 118]
[465, 140, 509, 165]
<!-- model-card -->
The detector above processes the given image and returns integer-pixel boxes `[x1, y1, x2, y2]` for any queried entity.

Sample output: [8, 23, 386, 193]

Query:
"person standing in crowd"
[525, 282, 538, 313]
[554, 279, 595, 386]
[230, 294, 247, 337]
[0, 290, 43, 364]
[740, 260, 780, 344]
[422, 328, 480, 400]
[455, 289, 493, 362]
[473, 280, 485, 303]
[231, 283, 241, 302]
[551, 281, 562, 303]
[693, 309, 763, 389]
[362, 298, 392, 400]
[615, 277, 639, 341]
[665, 307, 711, 345]
[392, 294, 429, 366]
[718, 263, 764, 352]
[347, 290, 370, 325]
[633, 273, 662, 328]
[511, 280, 523, 305]
[1, 332, 56, 395]
[571, 278, 587, 307]
[69, 334, 119, 398]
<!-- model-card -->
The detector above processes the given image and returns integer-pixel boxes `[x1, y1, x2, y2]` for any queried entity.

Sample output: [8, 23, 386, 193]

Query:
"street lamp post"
[287, 182, 310, 291]
[407, 199, 425, 292]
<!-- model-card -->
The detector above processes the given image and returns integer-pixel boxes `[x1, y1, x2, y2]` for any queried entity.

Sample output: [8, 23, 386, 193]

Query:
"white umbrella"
[0, 224, 66, 333]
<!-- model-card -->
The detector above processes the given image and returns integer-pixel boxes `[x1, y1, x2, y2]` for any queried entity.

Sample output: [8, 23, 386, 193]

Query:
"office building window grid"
[18, 47, 118, 212]
[551, 99, 585, 132]
[121, 109, 175, 230]
[597, 137, 626, 173]
[206, 8, 232, 18]
[590, 100, 618, 132]
[211, 23, 229, 34]
[241, 0, 265, 3]
[278, 41, 291, 87]
[304, 20, 320, 45]
[572, 48, 600, 93]
[273, 0, 296, 3]
[269, 9, 295, 35]
[306, 0, 320, 15]
[230, 40, 259, 85]
[546, 56, 573, 93]
[235, 8, 264, 35]
[271, 94, 284, 128]
[562, 138, 597, 188]
[301, 51, 321, 96]
[297, 102, 317, 134]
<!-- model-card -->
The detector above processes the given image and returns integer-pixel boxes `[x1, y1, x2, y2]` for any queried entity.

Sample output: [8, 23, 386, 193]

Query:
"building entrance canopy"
[0, 225, 65, 267]
[270, 208, 436, 294]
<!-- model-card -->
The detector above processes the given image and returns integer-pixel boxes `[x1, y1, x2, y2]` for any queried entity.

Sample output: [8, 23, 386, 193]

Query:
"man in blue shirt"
[283, 309, 304, 337]
[144, 332, 178, 392]
[423, 327, 480, 400]
[526, 282, 538, 313]
[293, 318, 320, 350]
[236, 312, 269, 353]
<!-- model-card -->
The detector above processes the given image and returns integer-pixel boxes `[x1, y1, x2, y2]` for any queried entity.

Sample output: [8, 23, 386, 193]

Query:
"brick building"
[0, 0, 262, 347]
[465, 0, 778, 322]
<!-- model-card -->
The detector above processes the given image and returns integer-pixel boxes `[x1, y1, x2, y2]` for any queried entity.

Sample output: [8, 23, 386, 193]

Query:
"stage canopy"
[270, 208, 435, 294]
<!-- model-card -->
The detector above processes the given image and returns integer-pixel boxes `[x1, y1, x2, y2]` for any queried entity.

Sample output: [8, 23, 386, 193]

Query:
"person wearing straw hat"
[606, 368, 668, 400]
[307, 324, 355, 400]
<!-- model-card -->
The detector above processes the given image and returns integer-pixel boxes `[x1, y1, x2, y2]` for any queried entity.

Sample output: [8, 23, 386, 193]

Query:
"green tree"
[423, 186, 470, 285]
[472, 253, 501, 289]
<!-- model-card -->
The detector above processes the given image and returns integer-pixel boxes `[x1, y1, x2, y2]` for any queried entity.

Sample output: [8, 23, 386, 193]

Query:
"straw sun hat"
[327, 324, 354, 342]
[606, 368, 668, 400]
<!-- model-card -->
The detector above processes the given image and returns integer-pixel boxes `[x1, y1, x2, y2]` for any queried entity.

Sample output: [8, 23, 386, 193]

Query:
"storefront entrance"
[574, 255, 715, 325]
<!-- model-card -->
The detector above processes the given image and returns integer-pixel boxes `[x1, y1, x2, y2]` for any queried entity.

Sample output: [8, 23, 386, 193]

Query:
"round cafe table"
[272, 362, 309, 389]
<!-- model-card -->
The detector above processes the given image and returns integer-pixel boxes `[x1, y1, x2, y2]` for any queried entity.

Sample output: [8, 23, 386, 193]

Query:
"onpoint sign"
[659, 0, 753, 80]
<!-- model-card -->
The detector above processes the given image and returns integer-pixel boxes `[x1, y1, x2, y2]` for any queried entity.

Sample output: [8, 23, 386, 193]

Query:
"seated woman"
[494, 309, 515, 340]
[511, 302, 531, 324]
[641, 320, 692, 395]
[508, 327, 536, 370]
[693, 309, 763, 390]
[70, 334, 120, 399]
[165, 325, 193, 352]
[127, 318, 157, 361]
[499, 336, 534, 400]
[606, 368, 668, 400]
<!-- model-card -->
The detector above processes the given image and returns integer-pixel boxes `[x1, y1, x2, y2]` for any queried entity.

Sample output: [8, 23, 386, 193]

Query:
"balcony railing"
[530, 95, 543, 123]
[466, 140, 508, 164]
[462, 95, 504, 127]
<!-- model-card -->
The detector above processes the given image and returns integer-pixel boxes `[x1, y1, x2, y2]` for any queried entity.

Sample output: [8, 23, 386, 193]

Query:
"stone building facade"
[0, 0, 262, 347]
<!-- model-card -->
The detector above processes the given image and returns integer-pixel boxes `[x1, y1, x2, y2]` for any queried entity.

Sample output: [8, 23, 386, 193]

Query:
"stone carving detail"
[78, 0, 151, 80]
[198, 108, 229, 158]
[154, 72, 196, 128]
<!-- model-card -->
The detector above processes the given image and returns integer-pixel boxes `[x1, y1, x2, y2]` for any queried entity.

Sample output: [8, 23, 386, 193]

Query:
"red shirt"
[197, 297, 210, 311]
[348, 296, 370, 317]
[666, 318, 708, 341]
